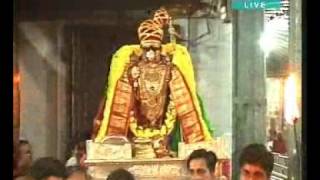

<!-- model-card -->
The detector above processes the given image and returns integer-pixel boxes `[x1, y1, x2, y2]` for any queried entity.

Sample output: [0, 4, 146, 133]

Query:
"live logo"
[244, 1, 266, 9]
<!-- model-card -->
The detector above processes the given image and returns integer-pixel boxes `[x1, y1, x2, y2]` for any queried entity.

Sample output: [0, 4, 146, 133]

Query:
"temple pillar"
[286, 0, 302, 179]
[232, 11, 266, 179]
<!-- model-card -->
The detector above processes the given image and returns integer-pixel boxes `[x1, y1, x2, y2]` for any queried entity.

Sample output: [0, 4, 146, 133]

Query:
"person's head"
[29, 157, 66, 180]
[16, 140, 33, 175]
[75, 141, 86, 161]
[239, 144, 274, 180]
[267, 129, 276, 141]
[19, 140, 32, 158]
[66, 166, 87, 180]
[106, 168, 135, 180]
[186, 149, 218, 180]
[276, 132, 283, 141]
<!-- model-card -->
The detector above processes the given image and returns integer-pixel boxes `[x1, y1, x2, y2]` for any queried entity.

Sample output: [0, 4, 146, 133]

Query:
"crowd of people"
[13, 139, 88, 180]
[13, 140, 274, 180]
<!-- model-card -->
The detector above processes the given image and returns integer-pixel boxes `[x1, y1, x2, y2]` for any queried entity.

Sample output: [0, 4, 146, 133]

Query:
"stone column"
[286, 0, 302, 179]
[18, 22, 61, 160]
[56, 22, 69, 161]
[232, 11, 266, 179]
[174, 17, 233, 138]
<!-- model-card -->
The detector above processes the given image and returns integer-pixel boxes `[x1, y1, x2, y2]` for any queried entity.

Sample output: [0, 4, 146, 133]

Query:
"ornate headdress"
[153, 7, 171, 28]
[138, 19, 163, 46]
[137, 8, 171, 46]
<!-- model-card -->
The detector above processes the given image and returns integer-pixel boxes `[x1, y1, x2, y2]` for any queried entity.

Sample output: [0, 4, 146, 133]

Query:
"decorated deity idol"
[92, 8, 213, 158]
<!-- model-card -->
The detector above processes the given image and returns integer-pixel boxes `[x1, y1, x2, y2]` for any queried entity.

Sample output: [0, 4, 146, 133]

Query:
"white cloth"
[266, 141, 273, 152]
[65, 156, 78, 167]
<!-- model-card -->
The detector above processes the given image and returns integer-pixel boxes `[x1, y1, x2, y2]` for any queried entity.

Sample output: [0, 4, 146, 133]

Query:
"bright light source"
[220, 6, 226, 13]
[259, 16, 288, 57]
[220, 13, 227, 20]
[284, 74, 300, 125]
[259, 31, 275, 57]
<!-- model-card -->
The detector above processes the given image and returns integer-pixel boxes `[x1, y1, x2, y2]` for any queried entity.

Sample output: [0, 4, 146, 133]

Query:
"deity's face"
[141, 42, 161, 62]
[145, 49, 156, 61]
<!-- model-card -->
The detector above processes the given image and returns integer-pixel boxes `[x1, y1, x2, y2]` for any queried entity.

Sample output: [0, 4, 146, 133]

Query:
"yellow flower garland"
[129, 99, 177, 139]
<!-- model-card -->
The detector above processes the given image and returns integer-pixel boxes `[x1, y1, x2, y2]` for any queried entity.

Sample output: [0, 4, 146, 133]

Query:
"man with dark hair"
[106, 168, 135, 180]
[14, 139, 33, 179]
[186, 149, 218, 180]
[28, 157, 66, 180]
[239, 143, 274, 180]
